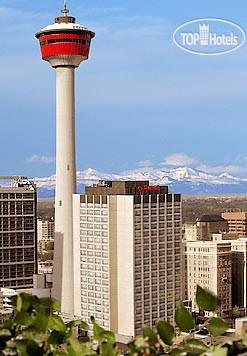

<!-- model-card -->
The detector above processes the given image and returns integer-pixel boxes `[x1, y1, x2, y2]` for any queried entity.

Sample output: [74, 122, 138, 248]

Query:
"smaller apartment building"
[183, 238, 232, 314]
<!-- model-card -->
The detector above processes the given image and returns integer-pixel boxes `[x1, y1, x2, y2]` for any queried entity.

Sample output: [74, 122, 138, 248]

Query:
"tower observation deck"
[35, 3, 95, 314]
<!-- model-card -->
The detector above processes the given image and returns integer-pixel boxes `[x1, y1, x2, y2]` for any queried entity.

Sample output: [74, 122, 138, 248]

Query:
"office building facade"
[221, 212, 247, 237]
[37, 220, 54, 242]
[0, 176, 37, 289]
[72, 180, 182, 337]
[183, 236, 232, 315]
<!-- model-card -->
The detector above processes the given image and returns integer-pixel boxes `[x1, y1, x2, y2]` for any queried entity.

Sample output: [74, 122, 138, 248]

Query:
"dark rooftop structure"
[199, 215, 226, 223]
[85, 180, 169, 196]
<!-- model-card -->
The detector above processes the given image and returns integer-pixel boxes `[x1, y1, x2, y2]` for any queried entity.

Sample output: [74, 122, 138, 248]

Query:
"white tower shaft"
[52, 67, 76, 314]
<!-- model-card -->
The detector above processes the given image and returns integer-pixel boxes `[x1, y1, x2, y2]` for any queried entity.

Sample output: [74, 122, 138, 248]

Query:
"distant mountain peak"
[33, 166, 247, 197]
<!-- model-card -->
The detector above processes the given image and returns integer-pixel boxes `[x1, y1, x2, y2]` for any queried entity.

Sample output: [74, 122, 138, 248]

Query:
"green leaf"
[32, 306, 50, 332]
[184, 339, 209, 355]
[20, 294, 39, 312]
[68, 337, 83, 356]
[21, 326, 46, 343]
[39, 297, 53, 306]
[66, 345, 77, 356]
[93, 322, 105, 341]
[212, 347, 228, 356]
[53, 351, 68, 356]
[101, 341, 118, 356]
[175, 301, 194, 332]
[48, 330, 66, 345]
[156, 320, 175, 346]
[100, 330, 116, 344]
[81, 320, 89, 331]
[14, 311, 33, 326]
[48, 314, 66, 332]
[207, 317, 228, 336]
[26, 340, 44, 356]
[53, 301, 60, 310]
[196, 285, 217, 311]
[16, 295, 22, 312]
[142, 326, 158, 346]
[170, 348, 187, 356]
[13, 340, 29, 356]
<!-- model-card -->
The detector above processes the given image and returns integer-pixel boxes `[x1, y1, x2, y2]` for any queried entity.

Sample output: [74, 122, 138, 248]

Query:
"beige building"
[221, 212, 247, 237]
[37, 220, 54, 242]
[184, 224, 198, 241]
[197, 215, 228, 241]
[183, 237, 232, 315]
[184, 215, 228, 241]
[72, 181, 182, 337]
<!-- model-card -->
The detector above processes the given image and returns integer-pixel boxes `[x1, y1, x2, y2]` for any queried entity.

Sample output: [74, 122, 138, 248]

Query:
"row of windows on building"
[80, 224, 108, 230]
[40, 38, 90, 46]
[80, 216, 108, 222]
[135, 210, 181, 217]
[135, 216, 178, 224]
[134, 202, 180, 208]
[0, 234, 34, 247]
[80, 237, 108, 244]
[0, 193, 34, 200]
[134, 229, 181, 238]
[80, 210, 108, 216]
[135, 242, 180, 250]
[80, 231, 108, 237]
[80, 257, 108, 265]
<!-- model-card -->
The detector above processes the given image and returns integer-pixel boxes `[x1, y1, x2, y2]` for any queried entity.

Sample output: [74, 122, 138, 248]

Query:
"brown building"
[0, 176, 37, 289]
[197, 215, 228, 241]
[221, 212, 247, 237]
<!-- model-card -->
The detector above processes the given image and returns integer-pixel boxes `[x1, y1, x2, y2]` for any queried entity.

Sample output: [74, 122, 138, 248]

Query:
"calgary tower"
[36, 1, 95, 314]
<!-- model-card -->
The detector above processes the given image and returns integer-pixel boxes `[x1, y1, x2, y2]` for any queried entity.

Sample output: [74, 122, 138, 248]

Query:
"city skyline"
[1, 0, 247, 178]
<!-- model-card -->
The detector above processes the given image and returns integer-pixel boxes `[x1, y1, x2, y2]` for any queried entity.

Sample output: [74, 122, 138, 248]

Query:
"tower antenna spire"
[61, 0, 69, 16]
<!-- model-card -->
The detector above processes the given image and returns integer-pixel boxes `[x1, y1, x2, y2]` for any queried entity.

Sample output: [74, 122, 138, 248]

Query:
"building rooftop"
[0, 176, 36, 191]
[199, 215, 226, 223]
[85, 180, 169, 196]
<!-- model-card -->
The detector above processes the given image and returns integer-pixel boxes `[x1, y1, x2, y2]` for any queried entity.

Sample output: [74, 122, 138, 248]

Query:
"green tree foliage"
[182, 197, 247, 224]
[0, 286, 246, 355]
[45, 242, 54, 251]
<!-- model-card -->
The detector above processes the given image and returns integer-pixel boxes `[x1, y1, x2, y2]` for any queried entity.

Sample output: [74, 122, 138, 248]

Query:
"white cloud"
[161, 153, 197, 166]
[27, 155, 55, 164]
[137, 160, 153, 167]
[197, 164, 247, 175]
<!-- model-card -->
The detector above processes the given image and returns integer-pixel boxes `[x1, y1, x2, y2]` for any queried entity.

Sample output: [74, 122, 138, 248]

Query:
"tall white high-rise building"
[73, 181, 182, 336]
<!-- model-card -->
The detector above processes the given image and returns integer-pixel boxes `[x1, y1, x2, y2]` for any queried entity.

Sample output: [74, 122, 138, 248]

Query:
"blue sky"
[1, 0, 247, 178]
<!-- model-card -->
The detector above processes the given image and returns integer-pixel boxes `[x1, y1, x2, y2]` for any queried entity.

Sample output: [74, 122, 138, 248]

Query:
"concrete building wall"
[73, 182, 182, 338]
[183, 240, 232, 314]
[184, 224, 198, 241]
[231, 239, 247, 308]
[197, 220, 228, 241]
[0, 177, 37, 290]
[113, 195, 134, 337]
[72, 194, 81, 316]
[222, 212, 247, 237]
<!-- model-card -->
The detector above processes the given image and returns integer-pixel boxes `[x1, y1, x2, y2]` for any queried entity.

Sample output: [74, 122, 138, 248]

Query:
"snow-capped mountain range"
[33, 167, 247, 197]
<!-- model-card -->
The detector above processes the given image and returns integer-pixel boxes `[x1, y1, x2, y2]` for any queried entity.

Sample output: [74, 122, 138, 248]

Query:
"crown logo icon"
[199, 24, 209, 45]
